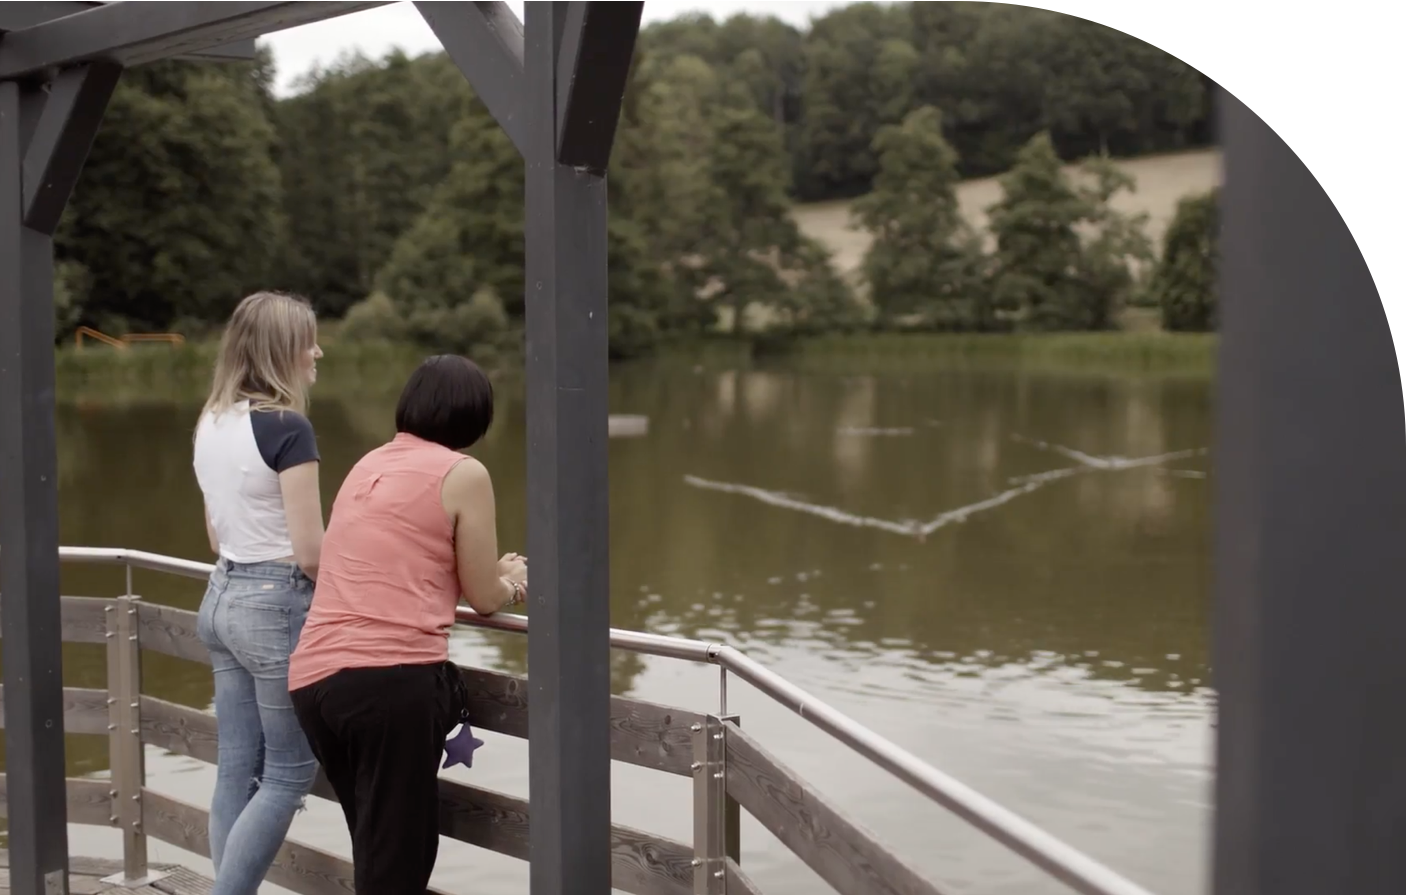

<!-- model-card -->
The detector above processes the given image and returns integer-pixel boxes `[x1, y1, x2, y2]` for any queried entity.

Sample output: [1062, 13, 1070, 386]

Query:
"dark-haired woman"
[289, 355, 529, 894]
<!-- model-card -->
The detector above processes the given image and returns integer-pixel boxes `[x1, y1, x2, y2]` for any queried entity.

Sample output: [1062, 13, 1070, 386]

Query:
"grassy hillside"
[792, 148, 1223, 278]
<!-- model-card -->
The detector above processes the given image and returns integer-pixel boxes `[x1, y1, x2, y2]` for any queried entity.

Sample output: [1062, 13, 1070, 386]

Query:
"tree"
[853, 105, 991, 330]
[354, 108, 521, 354]
[702, 81, 797, 331]
[57, 59, 284, 333]
[1074, 155, 1155, 326]
[364, 86, 672, 360]
[795, 2, 915, 198]
[614, 53, 721, 330]
[1039, 17, 1143, 156]
[987, 133, 1087, 329]
[274, 51, 477, 315]
[699, 82, 857, 336]
[1151, 188, 1220, 331]
[987, 132, 1151, 331]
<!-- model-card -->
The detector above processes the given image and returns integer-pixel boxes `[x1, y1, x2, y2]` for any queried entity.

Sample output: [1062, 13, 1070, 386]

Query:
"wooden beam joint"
[415, 1, 527, 157]
[554, 1, 643, 172]
[20, 60, 122, 235]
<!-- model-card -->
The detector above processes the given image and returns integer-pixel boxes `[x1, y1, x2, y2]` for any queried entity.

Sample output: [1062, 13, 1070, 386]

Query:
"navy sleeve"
[250, 410, 320, 473]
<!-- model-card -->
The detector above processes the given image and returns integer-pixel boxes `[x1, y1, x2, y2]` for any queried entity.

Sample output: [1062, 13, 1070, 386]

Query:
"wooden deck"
[0, 851, 212, 895]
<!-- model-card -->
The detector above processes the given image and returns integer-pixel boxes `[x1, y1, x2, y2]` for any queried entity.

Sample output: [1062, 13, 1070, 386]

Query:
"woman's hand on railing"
[497, 553, 528, 610]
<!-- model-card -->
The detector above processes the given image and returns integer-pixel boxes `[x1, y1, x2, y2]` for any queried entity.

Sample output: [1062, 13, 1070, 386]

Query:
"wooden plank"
[0, 848, 192, 896]
[157, 663, 702, 775]
[136, 603, 208, 665]
[138, 626, 698, 775]
[609, 821, 694, 896]
[437, 778, 531, 860]
[142, 789, 355, 896]
[0, 685, 110, 735]
[436, 778, 692, 895]
[0, 773, 113, 827]
[142, 694, 690, 893]
[726, 857, 762, 895]
[723, 723, 941, 895]
[0, 595, 113, 643]
[459, 665, 701, 775]
[137, 863, 214, 894]
[141, 695, 217, 764]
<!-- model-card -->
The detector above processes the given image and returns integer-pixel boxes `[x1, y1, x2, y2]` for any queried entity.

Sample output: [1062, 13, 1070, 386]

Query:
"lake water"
[22, 357, 1215, 894]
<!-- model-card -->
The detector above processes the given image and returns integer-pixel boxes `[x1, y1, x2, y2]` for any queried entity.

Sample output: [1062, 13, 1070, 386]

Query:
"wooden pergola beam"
[0, 1, 388, 78]
[415, 1, 528, 157]
[554, 1, 643, 172]
[0, 3, 257, 63]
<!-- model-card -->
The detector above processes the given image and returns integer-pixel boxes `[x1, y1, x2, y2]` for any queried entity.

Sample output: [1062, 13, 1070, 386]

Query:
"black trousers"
[291, 662, 465, 895]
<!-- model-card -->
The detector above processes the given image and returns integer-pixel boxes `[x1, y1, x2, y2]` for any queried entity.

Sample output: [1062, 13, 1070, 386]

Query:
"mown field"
[791, 148, 1223, 278]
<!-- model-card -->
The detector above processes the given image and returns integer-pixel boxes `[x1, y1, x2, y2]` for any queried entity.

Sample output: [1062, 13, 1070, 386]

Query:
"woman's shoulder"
[249, 408, 320, 473]
[440, 454, 492, 507]
[443, 453, 489, 483]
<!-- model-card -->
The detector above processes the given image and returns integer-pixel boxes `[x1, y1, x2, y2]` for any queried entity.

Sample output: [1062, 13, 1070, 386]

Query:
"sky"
[260, 1, 851, 96]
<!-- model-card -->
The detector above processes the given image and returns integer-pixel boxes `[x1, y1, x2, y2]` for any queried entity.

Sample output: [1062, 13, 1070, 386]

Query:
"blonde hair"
[201, 291, 318, 420]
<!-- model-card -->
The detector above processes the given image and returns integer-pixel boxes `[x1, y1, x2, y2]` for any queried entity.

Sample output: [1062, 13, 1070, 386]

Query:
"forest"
[53, 1, 1220, 360]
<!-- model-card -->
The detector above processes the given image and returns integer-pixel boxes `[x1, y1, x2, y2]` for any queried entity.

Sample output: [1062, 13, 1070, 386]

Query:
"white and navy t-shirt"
[193, 400, 320, 563]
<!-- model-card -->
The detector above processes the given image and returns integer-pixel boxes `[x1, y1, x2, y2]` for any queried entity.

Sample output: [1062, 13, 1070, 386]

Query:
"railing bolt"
[105, 632, 115, 639]
[714, 732, 723, 740]
[107, 723, 117, 731]
[691, 723, 703, 732]
[107, 697, 117, 706]
[109, 815, 118, 824]
[132, 794, 140, 801]
[714, 870, 725, 880]
[690, 858, 703, 868]
[105, 605, 114, 613]
[109, 790, 118, 799]
[713, 771, 723, 779]
[690, 761, 703, 772]
[128, 634, 138, 642]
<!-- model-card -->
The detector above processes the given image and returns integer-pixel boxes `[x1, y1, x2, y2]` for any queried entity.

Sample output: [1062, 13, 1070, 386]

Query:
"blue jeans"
[196, 558, 318, 895]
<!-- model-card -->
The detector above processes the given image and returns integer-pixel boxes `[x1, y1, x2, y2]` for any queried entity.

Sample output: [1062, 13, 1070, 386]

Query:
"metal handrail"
[56, 545, 1149, 895]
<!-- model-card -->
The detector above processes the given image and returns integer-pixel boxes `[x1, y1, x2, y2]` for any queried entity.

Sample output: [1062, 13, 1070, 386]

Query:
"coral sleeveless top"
[289, 432, 467, 691]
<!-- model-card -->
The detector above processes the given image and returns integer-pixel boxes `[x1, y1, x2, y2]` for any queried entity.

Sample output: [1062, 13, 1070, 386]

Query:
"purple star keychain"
[442, 722, 485, 770]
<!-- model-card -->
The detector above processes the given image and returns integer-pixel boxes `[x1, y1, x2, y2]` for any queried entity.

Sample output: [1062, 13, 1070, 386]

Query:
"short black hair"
[395, 355, 495, 450]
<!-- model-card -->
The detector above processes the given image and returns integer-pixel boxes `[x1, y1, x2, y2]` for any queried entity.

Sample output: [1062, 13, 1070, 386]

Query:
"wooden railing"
[0, 592, 939, 894]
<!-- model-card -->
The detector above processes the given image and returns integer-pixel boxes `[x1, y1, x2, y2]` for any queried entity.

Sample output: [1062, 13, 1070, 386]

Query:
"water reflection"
[34, 359, 1213, 893]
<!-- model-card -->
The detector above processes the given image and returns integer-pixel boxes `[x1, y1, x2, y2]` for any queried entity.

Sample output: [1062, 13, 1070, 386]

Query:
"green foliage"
[1152, 188, 1220, 331]
[341, 288, 509, 357]
[1076, 155, 1156, 321]
[853, 106, 992, 330]
[54, 261, 92, 342]
[795, 4, 915, 197]
[987, 133, 1152, 331]
[274, 51, 477, 315]
[58, 60, 283, 331]
[51, 2, 1210, 354]
[696, 81, 858, 338]
[987, 133, 1089, 330]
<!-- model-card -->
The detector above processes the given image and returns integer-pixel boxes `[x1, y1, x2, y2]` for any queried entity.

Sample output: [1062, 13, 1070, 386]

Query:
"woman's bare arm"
[280, 461, 324, 580]
[442, 457, 517, 615]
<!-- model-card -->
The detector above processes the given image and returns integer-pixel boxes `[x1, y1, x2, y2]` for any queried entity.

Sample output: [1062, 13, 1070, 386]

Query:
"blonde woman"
[192, 291, 325, 895]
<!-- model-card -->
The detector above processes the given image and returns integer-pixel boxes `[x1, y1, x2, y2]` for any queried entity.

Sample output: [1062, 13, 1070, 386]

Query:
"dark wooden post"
[519, 3, 641, 891]
[1212, 89, 1406, 893]
[0, 60, 121, 894]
